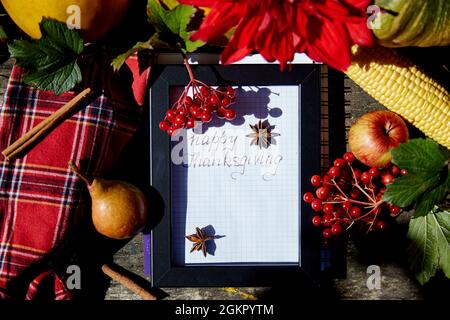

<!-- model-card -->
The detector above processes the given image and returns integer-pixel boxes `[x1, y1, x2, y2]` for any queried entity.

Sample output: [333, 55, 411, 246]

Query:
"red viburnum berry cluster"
[159, 58, 237, 136]
[303, 152, 407, 241]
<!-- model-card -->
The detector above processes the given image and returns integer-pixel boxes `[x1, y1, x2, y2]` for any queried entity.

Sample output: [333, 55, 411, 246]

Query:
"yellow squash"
[1, 0, 130, 42]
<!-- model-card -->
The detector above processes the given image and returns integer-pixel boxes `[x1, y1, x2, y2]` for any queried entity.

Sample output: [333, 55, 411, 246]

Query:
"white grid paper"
[171, 86, 300, 265]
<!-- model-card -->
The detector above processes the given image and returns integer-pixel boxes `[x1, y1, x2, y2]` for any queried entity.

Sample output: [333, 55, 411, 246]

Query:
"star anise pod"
[186, 227, 215, 257]
[246, 120, 280, 149]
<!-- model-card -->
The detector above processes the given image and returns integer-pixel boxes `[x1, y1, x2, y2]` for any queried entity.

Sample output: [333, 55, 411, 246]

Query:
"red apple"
[348, 110, 409, 167]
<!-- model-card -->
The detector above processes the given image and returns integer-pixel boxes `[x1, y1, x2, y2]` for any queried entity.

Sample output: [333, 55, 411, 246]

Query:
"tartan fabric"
[0, 65, 143, 300]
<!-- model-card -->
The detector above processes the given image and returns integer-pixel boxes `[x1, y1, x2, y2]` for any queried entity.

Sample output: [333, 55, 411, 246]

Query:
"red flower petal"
[342, 0, 372, 11]
[190, 3, 241, 41]
[347, 21, 374, 46]
[304, 18, 352, 71]
[182, 0, 373, 70]
[221, 14, 263, 64]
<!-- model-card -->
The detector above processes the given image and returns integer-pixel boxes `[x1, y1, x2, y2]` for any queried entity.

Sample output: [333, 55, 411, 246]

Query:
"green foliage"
[112, 0, 204, 71]
[407, 209, 450, 284]
[383, 138, 450, 284]
[8, 19, 84, 95]
[383, 139, 450, 216]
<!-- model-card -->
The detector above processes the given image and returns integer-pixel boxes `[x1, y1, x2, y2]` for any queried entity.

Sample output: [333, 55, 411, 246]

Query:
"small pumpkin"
[372, 0, 450, 47]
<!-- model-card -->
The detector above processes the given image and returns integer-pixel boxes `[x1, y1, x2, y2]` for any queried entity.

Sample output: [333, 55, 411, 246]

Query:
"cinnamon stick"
[102, 263, 157, 300]
[2, 88, 92, 160]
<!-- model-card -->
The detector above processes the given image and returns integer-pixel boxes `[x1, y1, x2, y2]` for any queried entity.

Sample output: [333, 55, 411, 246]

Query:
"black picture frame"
[149, 63, 323, 287]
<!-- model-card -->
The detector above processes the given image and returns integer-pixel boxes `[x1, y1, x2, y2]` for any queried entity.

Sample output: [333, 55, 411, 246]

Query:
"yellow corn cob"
[345, 45, 450, 149]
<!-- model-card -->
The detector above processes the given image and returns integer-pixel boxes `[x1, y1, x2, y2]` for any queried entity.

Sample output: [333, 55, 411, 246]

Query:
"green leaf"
[113, 0, 203, 71]
[383, 138, 450, 214]
[147, 0, 204, 53]
[8, 19, 84, 95]
[383, 173, 442, 207]
[111, 40, 154, 72]
[391, 139, 449, 175]
[435, 210, 450, 279]
[407, 209, 450, 284]
[414, 177, 450, 217]
[148, 0, 170, 33]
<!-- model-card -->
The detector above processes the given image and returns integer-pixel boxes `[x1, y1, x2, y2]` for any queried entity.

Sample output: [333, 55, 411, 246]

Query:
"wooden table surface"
[0, 58, 437, 300]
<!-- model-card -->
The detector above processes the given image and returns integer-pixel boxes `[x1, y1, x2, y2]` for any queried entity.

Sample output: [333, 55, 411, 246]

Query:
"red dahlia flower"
[179, 0, 374, 71]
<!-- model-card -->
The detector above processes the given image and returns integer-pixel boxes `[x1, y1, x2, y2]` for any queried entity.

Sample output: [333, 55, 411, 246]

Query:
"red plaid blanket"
[0, 64, 144, 299]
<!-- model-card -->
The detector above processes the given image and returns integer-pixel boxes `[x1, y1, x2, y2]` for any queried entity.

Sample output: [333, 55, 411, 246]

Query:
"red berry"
[226, 86, 236, 97]
[322, 203, 334, 215]
[216, 107, 227, 119]
[185, 118, 196, 129]
[350, 206, 362, 218]
[166, 109, 177, 122]
[343, 152, 355, 164]
[323, 214, 334, 227]
[372, 206, 382, 215]
[159, 120, 170, 131]
[175, 114, 187, 125]
[353, 168, 362, 180]
[202, 103, 214, 113]
[390, 205, 401, 216]
[331, 223, 343, 236]
[190, 106, 202, 119]
[400, 169, 407, 176]
[375, 193, 382, 202]
[310, 175, 322, 187]
[342, 200, 352, 211]
[376, 220, 387, 230]
[322, 228, 333, 239]
[390, 165, 400, 177]
[201, 111, 213, 123]
[382, 173, 394, 185]
[183, 96, 193, 107]
[311, 199, 323, 212]
[334, 158, 346, 168]
[303, 192, 314, 203]
[224, 108, 236, 120]
[200, 86, 210, 97]
[369, 167, 380, 178]
[334, 207, 344, 218]
[178, 107, 190, 117]
[360, 172, 371, 185]
[316, 186, 331, 200]
[328, 166, 341, 178]
[167, 127, 175, 136]
[209, 95, 220, 107]
[172, 121, 183, 129]
[312, 215, 322, 227]
[350, 188, 360, 199]
[322, 175, 332, 184]
[221, 97, 232, 108]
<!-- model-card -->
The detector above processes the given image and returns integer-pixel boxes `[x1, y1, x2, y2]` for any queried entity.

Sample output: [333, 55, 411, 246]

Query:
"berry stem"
[183, 55, 196, 82]
[349, 165, 359, 185]
[353, 203, 383, 222]
[354, 182, 376, 203]
[332, 179, 348, 198]
[349, 165, 377, 203]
